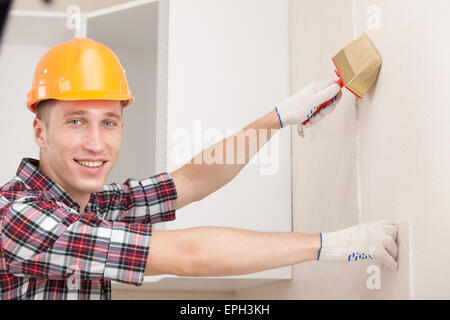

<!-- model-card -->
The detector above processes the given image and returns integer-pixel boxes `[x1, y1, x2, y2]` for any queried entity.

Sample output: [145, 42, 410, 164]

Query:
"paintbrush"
[299, 32, 382, 136]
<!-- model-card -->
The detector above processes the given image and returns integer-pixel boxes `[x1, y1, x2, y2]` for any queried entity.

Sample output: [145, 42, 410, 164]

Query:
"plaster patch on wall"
[361, 220, 412, 299]
[390, 220, 413, 299]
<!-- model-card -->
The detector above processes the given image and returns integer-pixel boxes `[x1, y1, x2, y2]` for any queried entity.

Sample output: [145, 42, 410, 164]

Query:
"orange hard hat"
[26, 37, 134, 113]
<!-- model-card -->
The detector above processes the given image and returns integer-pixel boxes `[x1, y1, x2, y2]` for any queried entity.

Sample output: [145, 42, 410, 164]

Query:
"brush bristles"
[343, 33, 382, 92]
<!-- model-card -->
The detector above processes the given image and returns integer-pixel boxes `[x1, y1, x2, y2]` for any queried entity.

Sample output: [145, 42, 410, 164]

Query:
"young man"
[0, 38, 398, 300]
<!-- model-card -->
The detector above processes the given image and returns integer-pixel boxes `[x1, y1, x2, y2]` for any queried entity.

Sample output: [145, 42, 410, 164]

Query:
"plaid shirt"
[0, 158, 177, 300]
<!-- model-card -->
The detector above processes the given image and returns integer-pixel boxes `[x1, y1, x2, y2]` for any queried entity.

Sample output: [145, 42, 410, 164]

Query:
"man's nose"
[83, 125, 104, 153]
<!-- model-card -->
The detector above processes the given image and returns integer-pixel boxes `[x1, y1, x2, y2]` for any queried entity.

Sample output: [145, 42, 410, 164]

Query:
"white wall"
[354, 0, 450, 299]
[164, 0, 291, 233]
[235, 0, 450, 300]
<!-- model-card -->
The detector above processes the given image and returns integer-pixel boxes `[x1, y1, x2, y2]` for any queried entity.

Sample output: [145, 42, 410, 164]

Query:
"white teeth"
[77, 160, 103, 168]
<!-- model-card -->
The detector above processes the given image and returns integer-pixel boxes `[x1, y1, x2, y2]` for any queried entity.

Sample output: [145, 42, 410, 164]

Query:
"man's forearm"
[184, 227, 320, 277]
[175, 110, 281, 203]
[145, 222, 399, 277]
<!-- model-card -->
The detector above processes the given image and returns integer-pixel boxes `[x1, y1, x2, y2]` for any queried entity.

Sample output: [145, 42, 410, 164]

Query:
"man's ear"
[33, 118, 47, 149]
[121, 121, 124, 129]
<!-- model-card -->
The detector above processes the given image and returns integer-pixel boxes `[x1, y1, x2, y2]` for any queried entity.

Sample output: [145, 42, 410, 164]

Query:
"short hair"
[35, 99, 57, 125]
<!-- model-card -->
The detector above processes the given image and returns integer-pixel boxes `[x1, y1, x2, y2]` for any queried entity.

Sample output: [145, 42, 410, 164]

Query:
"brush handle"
[301, 77, 344, 126]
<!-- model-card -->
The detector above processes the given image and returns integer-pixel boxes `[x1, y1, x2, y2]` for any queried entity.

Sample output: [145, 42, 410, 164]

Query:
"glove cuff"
[318, 231, 347, 262]
[278, 110, 302, 128]
[274, 106, 284, 128]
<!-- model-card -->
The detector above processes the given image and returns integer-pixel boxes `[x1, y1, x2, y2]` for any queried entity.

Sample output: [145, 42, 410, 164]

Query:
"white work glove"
[318, 220, 399, 270]
[275, 79, 342, 128]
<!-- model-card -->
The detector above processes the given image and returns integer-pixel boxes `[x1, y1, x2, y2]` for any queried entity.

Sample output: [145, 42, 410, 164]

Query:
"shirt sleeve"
[94, 172, 177, 224]
[1, 196, 152, 286]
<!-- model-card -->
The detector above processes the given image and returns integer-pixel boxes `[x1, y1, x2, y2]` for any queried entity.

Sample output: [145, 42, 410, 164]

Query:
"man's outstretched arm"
[144, 220, 398, 277]
[170, 80, 342, 210]
[145, 226, 320, 277]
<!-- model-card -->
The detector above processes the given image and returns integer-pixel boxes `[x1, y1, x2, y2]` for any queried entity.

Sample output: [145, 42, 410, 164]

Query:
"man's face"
[34, 100, 123, 196]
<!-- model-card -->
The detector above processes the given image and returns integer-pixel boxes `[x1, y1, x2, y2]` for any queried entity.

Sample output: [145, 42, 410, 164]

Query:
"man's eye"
[69, 120, 82, 125]
[104, 121, 116, 127]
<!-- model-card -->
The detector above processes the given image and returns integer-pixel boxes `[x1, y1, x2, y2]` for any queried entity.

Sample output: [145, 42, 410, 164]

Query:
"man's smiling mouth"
[74, 159, 107, 168]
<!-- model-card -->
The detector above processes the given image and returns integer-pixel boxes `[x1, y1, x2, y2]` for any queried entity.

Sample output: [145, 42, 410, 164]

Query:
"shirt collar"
[16, 158, 80, 211]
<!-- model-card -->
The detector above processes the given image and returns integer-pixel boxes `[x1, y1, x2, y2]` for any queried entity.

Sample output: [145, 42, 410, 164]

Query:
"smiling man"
[0, 38, 398, 300]
[35, 99, 123, 211]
